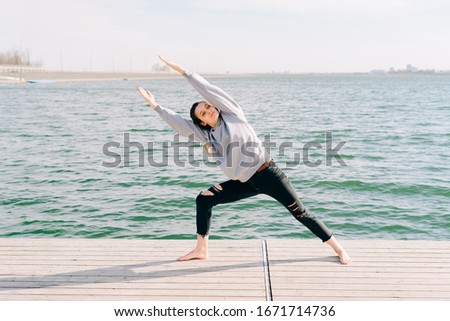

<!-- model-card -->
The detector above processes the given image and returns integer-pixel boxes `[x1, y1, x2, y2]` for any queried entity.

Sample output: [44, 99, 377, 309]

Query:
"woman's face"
[195, 102, 220, 127]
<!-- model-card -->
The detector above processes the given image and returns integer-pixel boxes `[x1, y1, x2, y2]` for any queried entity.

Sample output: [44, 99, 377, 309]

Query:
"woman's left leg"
[258, 167, 332, 242]
[258, 164, 352, 264]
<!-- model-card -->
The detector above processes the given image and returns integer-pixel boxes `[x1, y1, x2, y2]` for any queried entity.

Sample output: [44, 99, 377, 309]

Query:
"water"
[1, 75, 449, 240]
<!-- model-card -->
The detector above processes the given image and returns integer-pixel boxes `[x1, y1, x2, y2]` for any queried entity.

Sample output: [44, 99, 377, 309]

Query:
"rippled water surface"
[1, 74, 449, 240]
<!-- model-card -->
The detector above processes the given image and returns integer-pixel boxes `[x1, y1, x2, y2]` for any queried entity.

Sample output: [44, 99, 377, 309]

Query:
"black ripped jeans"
[195, 161, 333, 242]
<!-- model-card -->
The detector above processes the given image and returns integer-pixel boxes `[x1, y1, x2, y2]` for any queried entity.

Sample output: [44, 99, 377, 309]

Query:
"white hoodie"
[154, 71, 270, 182]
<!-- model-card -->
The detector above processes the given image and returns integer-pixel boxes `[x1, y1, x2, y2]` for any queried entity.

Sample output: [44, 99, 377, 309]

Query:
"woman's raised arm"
[159, 55, 185, 75]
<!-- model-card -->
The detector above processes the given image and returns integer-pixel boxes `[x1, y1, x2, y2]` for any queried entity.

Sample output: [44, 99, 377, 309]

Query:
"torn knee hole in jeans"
[201, 184, 222, 196]
[288, 201, 299, 211]
[296, 211, 305, 219]
[288, 201, 304, 218]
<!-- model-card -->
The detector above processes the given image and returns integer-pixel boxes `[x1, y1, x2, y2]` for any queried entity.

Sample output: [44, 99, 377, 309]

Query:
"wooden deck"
[0, 238, 449, 301]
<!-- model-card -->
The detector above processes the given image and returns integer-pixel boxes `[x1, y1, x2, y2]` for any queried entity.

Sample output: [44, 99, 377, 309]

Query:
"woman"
[137, 56, 352, 264]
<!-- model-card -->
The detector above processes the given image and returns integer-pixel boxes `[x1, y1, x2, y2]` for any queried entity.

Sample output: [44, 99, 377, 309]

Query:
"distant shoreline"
[0, 71, 185, 84]
[0, 70, 262, 84]
[1, 69, 449, 84]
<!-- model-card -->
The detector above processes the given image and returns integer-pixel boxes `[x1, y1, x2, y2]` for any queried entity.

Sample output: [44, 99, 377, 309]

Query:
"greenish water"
[1, 75, 449, 240]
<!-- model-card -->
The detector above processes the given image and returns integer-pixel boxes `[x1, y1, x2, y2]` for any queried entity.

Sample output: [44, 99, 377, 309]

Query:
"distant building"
[406, 64, 418, 72]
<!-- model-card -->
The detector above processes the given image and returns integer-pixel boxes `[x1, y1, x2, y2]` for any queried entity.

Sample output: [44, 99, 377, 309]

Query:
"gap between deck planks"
[0, 238, 449, 301]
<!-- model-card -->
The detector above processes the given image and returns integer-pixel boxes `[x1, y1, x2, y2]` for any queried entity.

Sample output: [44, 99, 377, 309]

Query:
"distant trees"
[0, 48, 41, 66]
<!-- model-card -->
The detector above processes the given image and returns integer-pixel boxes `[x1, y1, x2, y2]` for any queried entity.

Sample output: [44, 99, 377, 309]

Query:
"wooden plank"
[0, 238, 258, 249]
[1, 238, 450, 301]
[3, 255, 450, 264]
[0, 288, 265, 297]
[266, 239, 450, 301]
[267, 247, 450, 255]
[269, 271, 450, 280]
[271, 283, 450, 292]
[0, 239, 267, 301]
[0, 292, 264, 301]
[268, 289, 450, 299]
[260, 276, 450, 285]
[0, 281, 265, 290]
[268, 239, 450, 248]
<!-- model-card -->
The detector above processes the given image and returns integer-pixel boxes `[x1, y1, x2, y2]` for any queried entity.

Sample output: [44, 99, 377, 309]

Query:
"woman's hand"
[159, 55, 185, 75]
[137, 85, 158, 109]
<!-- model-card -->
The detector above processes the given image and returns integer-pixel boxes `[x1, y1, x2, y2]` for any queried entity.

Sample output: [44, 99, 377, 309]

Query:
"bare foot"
[337, 248, 352, 265]
[325, 236, 352, 265]
[177, 248, 208, 261]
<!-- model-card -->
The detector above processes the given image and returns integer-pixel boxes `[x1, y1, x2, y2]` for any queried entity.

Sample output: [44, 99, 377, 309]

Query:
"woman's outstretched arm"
[159, 55, 185, 75]
[159, 55, 245, 120]
[136, 85, 207, 143]
[137, 85, 158, 109]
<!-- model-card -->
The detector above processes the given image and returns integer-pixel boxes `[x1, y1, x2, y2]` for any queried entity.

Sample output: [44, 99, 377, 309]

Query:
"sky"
[2, 0, 450, 73]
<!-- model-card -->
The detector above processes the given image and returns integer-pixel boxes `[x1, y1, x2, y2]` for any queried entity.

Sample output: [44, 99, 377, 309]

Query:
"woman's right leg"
[177, 179, 258, 261]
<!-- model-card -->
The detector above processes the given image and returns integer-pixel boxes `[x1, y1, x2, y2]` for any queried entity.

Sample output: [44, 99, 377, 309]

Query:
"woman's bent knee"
[196, 191, 216, 207]
[197, 184, 222, 203]
[200, 190, 214, 196]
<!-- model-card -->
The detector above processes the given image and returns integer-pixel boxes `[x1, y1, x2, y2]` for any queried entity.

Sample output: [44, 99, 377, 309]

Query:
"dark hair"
[190, 101, 212, 130]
